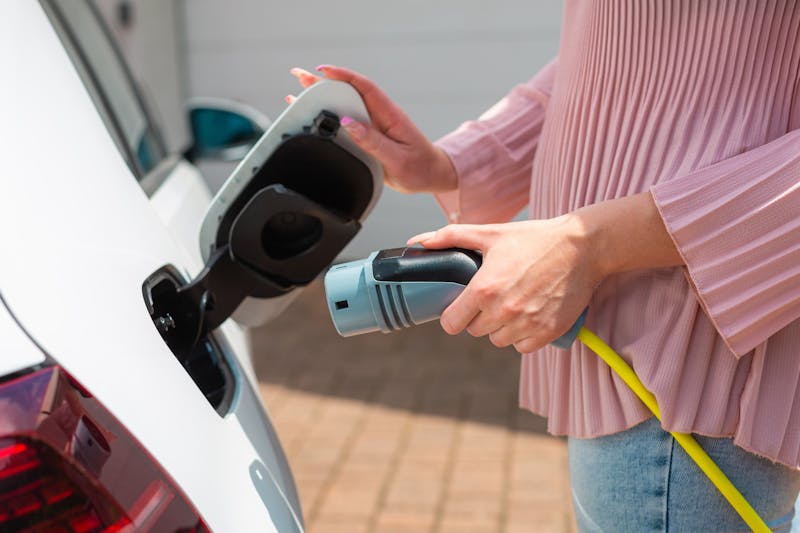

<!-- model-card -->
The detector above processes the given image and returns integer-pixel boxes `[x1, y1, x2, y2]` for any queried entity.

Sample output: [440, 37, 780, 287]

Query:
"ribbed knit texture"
[436, 0, 800, 467]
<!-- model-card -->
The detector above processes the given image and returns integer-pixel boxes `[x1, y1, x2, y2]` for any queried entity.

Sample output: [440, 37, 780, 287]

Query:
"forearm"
[432, 59, 559, 224]
[572, 192, 684, 279]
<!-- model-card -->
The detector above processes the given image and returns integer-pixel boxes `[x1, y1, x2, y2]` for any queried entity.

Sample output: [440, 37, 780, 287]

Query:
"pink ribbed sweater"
[435, 0, 800, 467]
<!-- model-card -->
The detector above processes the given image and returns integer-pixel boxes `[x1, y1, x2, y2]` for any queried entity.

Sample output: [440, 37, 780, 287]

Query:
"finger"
[502, 310, 584, 353]
[407, 224, 495, 251]
[340, 116, 403, 162]
[513, 336, 547, 354]
[491, 319, 542, 349]
[465, 310, 502, 338]
[289, 67, 322, 88]
[406, 232, 435, 246]
[284, 94, 297, 104]
[440, 284, 481, 335]
[487, 326, 518, 348]
[317, 65, 408, 129]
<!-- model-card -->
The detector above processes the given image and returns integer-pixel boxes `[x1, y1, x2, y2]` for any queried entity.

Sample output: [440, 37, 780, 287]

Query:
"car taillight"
[0, 366, 210, 532]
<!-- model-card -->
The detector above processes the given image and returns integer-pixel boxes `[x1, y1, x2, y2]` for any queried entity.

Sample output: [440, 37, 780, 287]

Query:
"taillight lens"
[0, 366, 210, 532]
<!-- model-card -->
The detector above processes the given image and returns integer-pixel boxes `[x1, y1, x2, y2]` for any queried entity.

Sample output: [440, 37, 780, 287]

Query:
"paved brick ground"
[251, 282, 576, 533]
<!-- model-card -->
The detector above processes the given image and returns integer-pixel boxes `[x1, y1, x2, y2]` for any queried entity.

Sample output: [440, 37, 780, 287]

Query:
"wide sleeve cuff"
[651, 129, 800, 356]
[433, 59, 558, 224]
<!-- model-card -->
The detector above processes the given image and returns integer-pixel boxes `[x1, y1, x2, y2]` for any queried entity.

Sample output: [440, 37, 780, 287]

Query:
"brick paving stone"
[311, 520, 368, 533]
[252, 282, 576, 532]
[505, 507, 574, 532]
[316, 488, 379, 520]
[442, 497, 503, 523]
[438, 518, 500, 533]
[374, 525, 432, 533]
[374, 510, 435, 532]
[294, 477, 326, 511]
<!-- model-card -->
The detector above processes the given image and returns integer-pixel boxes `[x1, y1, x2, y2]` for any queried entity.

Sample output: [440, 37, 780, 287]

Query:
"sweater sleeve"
[650, 128, 800, 357]
[433, 59, 558, 224]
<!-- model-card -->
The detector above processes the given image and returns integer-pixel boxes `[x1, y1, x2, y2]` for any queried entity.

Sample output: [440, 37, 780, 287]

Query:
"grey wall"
[182, 1, 563, 257]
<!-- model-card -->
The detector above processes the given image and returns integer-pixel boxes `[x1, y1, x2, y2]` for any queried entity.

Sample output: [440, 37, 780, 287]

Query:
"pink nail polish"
[316, 64, 330, 72]
[340, 116, 354, 126]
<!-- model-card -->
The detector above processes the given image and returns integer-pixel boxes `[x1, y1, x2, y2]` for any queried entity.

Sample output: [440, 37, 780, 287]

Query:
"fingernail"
[316, 64, 331, 72]
[340, 116, 365, 140]
[284, 95, 293, 104]
[289, 67, 302, 76]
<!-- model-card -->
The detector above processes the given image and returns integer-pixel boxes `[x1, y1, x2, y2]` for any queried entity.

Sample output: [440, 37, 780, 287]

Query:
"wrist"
[584, 203, 623, 280]
[557, 208, 612, 285]
[427, 146, 458, 193]
[571, 192, 684, 279]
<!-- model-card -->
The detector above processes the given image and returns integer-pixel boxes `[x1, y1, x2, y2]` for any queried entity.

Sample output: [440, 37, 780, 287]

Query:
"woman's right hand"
[288, 65, 457, 194]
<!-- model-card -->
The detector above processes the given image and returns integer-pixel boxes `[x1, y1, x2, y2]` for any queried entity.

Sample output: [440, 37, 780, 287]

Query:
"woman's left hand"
[407, 216, 603, 353]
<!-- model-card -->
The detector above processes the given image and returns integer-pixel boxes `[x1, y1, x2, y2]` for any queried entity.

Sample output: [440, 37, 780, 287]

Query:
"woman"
[290, 1, 800, 530]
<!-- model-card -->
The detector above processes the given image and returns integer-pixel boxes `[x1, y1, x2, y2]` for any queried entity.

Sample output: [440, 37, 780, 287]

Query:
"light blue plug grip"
[325, 252, 469, 335]
[325, 252, 381, 336]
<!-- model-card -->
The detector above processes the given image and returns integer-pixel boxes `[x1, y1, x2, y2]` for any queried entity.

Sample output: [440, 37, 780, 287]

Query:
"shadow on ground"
[250, 282, 550, 434]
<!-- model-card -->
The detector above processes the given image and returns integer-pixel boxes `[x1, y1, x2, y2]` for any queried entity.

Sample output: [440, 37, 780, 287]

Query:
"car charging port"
[142, 266, 235, 415]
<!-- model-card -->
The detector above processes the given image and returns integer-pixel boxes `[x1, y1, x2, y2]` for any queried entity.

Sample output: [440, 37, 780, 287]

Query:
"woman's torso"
[521, 0, 800, 466]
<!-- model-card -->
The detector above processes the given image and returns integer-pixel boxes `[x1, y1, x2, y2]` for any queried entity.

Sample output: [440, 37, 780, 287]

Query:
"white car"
[1, 1, 379, 531]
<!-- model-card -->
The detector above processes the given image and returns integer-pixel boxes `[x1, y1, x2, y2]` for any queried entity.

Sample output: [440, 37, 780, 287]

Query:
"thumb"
[406, 224, 494, 251]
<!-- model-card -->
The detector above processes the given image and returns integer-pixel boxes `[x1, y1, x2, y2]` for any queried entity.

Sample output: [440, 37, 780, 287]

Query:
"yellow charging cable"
[576, 327, 770, 533]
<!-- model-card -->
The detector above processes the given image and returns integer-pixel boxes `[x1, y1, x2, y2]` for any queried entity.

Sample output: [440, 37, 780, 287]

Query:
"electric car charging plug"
[324, 246, 586, 348]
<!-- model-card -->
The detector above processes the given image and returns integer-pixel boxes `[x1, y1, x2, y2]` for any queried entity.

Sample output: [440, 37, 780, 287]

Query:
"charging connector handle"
[325, 247, 586, 347]
[372, 247, 482, 285]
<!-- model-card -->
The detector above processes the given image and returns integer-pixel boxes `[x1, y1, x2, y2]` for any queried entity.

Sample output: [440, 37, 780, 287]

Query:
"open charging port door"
[142, 81, 383, 410]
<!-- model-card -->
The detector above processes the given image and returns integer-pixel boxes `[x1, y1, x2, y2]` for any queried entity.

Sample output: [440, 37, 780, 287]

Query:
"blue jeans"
[568, 417, 800, 532]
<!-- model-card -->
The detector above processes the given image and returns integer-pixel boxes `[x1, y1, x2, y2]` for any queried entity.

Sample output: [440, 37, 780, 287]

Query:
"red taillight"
[0, 367, 210, 532]
[0, 436, 130, 532]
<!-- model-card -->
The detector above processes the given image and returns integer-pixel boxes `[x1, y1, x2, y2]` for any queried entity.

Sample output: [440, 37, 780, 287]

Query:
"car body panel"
[2, 3, 301, 530]
[148, 158, 260, 387]
[148, 159, 212, 275]
[0, 297, 46, 377]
